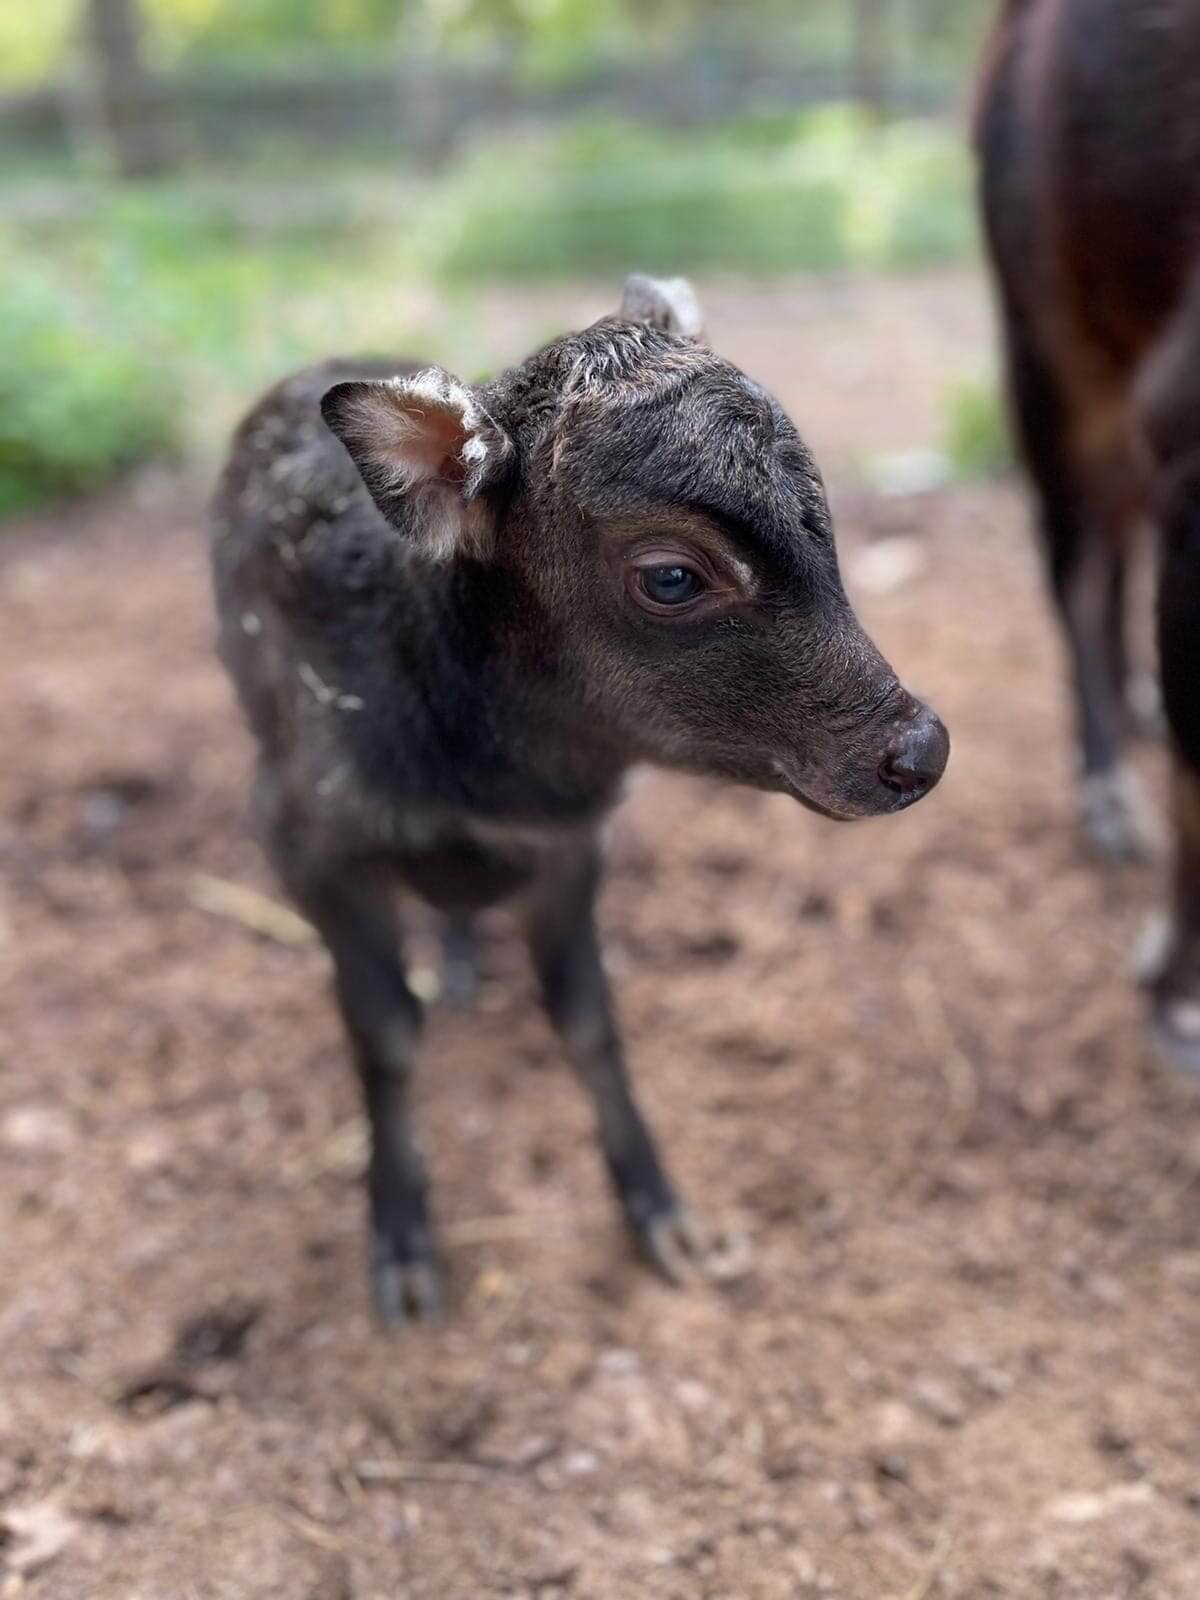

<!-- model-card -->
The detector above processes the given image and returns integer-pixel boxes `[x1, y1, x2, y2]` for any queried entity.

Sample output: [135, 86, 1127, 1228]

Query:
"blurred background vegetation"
[1, 0, 1006, 519]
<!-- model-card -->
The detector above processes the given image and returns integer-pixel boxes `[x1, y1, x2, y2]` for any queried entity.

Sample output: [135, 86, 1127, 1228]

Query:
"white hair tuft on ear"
[321, 368, 510, 560]
[619, 274, 704, 340]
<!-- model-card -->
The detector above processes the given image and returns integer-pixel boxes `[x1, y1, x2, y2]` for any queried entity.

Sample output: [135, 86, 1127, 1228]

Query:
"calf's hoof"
[371, 1239, 444, 1327]
[634, 1204, 751, 1287]
[1080, 767, 1160, 863]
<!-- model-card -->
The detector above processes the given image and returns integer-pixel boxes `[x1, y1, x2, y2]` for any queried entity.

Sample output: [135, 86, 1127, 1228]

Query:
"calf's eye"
[637, 564, 705, 608]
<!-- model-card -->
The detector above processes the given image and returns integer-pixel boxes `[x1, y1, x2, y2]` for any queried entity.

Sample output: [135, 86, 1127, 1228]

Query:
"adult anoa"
[977, 0, 1200, 1066]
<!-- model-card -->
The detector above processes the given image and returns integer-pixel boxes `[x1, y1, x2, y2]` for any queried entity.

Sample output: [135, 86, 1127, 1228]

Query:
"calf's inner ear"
[321, 369, 510, 561]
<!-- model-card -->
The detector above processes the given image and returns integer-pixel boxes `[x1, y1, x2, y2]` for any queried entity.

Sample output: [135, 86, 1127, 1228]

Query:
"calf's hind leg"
[440, 912, 480, 1007]
[523, 843, 709, 1282]
[272, 837, 439, 1323]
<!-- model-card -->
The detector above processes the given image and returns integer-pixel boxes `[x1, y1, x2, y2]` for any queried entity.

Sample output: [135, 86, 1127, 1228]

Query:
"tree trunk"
[851, 0, 890, 120]
[80, 0, 171, 177]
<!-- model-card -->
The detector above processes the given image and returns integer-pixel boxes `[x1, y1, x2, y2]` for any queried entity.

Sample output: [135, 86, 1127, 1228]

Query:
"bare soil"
[3, 274, 1200, 1599]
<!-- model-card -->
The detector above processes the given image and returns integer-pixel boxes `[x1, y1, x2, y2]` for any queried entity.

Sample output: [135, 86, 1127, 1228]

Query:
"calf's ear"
[618, 273, 704, 340]
[321, 368, 511, 560]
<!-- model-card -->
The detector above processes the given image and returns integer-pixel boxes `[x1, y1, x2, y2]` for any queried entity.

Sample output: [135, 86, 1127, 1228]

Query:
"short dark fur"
[211, 282, 948, 1321]
[976, 0, 1200, 1060]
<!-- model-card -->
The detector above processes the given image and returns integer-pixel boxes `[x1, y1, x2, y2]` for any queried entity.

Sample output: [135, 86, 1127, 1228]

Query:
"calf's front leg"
[284, 864, 440, 1324]
[523, 843, 707, 1281]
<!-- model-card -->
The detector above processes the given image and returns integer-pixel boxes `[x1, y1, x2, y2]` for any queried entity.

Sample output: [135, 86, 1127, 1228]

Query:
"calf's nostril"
[878, 750, 921, 795]
[878, 709, 949, 797]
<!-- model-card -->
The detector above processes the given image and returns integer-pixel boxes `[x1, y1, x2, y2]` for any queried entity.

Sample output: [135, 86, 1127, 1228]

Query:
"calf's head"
[321, 276, 948, 819]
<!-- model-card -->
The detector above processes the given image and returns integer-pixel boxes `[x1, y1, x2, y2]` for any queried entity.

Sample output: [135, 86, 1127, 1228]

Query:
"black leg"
[1051, 524, 1125, 781]
[1138, 296, 1200, 1065]
[1151, 465, 1200, 1069]
[1103, 534, 1133, 724]
[523, 843, 705, 1281]
[287, 864, 440, 1324]
[1106, 538, 1164, 742]
[440, 913, 480, 1008]
[1003, 325, 1155, 858]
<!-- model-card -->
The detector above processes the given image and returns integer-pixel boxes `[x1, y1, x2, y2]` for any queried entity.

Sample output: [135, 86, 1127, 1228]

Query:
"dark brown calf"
[211, 277, 948, 1323]
[977, 0, 1200, 1067]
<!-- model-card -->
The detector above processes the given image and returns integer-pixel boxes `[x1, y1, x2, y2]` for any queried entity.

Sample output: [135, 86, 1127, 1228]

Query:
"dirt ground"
[4, 272, 1200, 1600]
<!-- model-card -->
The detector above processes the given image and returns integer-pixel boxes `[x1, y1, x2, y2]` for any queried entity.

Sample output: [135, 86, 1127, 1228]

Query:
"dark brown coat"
[977, 0, 1200, 1062]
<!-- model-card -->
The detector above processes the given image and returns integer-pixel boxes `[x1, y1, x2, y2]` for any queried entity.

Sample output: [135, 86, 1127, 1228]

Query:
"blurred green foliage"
[0, 0, 399, 84]
[1, 203, 386, 517]
[0, 5, 73, 85]
[1, 0, 996, 515]
[2, 105, 979, 515]
[944, 375, 1013, 480]
[1, 0, 996, 86]
[425, 110, 973, 279]
[0, 242, 179, 517]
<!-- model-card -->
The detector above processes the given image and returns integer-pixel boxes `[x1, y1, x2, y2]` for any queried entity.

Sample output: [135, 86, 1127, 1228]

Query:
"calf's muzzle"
[877, 702, 949, 809]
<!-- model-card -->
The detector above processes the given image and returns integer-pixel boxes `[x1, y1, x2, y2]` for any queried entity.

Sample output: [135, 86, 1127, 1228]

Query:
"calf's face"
[322, 276, 948, 820]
